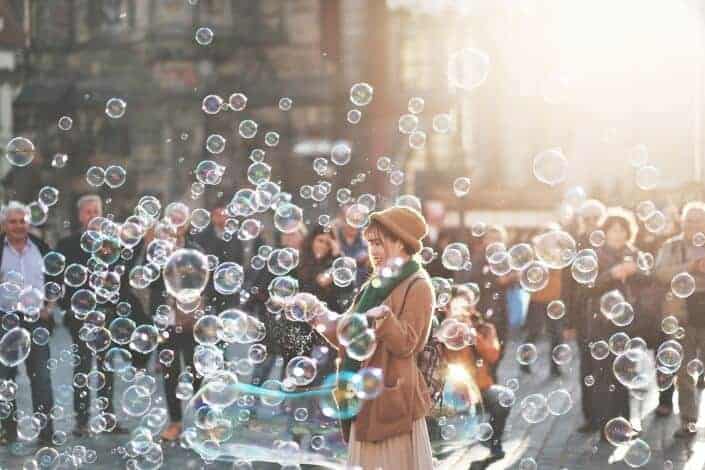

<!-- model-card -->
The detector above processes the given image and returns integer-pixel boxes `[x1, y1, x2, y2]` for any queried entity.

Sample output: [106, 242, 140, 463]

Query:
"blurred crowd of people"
[0, 190, 703, 469]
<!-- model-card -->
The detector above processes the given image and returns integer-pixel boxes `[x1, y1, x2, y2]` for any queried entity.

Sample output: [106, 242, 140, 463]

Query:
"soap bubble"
[194, 344, 224, 378]
[442, 243, 471, 271]
[350, 82, 374, 106]
[274, 203, 304, 234]
[130, 324, 159, 354]
[508, 243, 534, 271]
[52, 153, 68, 168]
[453, 177, 471, 197]
[201, 94, 223, 114]
[229, 92, 248, 111]
[213, 262, 244, 295]
[347, 109, 362, 124]
[43, 251, 66, 276]
[609, 332, 631, 356]
[206, 133, 226, 154]
[122, 385, 151, 416]
[546, 300, 565, 320]
[671, 272, 695, 299]
[38, 186, 59, 207]
[238, 119, 258, 138]
[604, 416, 635, 446]
[86, 166, 105, 186]
[398, 114, 419, 134]
[105, 98, 126, 119]
[636, 200, 656, 221]
[5, 136, 35, 167]
[0, 327, 31, 367]
[345, 203, 370, 229]
[533, 230, 576, 269]
[163, 249, 209, 304]
[613, 348, 650, 389]
[352, 367, 384, 400]
[551, 343, 573, 365]
[194, 315, 220, 345]
[195, 26, 214, 45]
[330, 142, 352, 166]
[589, 230, 605, 247]
[547, 389, 572, 415]
[432, 113, 452, 133]
[278, 97, 293, 110]
[635, 165, 659, 191]
[571, 250, 599, 284]
[624, 439, 651, 468]
[285, 356, 318, 387]
[533, 149, 567, 186]
[520, 261, 549, 292]
[104, 165, 127, 188]
[590, 340, 610, 360]
[644, 210, 666, 234]
[520, 393, 549, 424]
[58, 115, 73, 131]
[436, 319, 472, 351]
[64, 263, 88, 287]
[336, 313, 377, 361]
[408, 131, 426, 149]
[264, 131, 280, 147]
[448, 48, 490, 90]
[516, 343, 538, 366]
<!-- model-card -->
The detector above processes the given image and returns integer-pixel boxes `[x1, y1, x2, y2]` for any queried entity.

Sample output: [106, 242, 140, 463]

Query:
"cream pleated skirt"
[348, 418, 433, 470]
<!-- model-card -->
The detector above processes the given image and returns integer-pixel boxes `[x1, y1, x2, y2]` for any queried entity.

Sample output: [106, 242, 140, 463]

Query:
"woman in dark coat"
[581, 207, 650, 434]
[269, 225, 354, 366]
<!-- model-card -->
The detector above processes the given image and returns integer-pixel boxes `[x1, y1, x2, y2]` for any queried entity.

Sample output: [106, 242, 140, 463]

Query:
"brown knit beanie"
[368, 206, 429, 254]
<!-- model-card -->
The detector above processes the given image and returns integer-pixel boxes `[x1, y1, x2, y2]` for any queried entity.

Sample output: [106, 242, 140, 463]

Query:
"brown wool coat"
[317, 270, 435, 443]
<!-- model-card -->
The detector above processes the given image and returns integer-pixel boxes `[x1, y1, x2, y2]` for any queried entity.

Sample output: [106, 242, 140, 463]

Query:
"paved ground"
[1, 324, 704, 469]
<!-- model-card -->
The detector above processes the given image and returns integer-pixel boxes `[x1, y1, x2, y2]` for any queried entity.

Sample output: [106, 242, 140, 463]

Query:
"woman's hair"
[600, 207, 638, 245]
[300, 224, 336, 263]
[297, 225, 338, 286]
[362, 220, 414, 255]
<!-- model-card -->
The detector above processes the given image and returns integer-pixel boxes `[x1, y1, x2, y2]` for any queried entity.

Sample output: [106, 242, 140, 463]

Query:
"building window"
[398, 16, 430, 92]
[31, 1, 73, 49]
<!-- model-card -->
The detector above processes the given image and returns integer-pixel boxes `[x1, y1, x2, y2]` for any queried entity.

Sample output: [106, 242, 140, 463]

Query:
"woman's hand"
[329, 238, 341, 257]
[366, 305, 392, 321]
[316, 271, 333, 288]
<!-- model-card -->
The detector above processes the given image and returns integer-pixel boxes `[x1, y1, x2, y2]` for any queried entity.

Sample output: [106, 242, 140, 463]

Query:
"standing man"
[0, 201, 55, 446]
[655, 201, 705, 439]
[57, 194, 140, 436]
[197, 196, 265, 314]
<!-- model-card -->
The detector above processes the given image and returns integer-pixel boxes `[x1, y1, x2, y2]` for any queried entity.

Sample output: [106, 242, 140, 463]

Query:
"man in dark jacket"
[0, 201, 55, 446]
[196, 198, 265, 314]
[57, 194, 144, 436]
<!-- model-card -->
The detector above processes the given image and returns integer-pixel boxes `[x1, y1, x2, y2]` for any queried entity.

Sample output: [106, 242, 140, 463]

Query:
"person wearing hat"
[309, 206, 435, 469]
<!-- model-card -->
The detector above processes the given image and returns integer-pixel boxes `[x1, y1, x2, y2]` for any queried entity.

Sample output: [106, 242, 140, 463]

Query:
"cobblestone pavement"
[1, 326, 703, 469]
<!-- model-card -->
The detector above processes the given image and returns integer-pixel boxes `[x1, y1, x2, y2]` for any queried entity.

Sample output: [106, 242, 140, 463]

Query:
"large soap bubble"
[163, 249, 209, 304]
[0, 327, 31, 367]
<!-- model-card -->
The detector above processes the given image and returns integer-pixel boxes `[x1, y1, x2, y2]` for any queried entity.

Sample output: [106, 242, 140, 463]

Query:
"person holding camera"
[655, 201, 705, 439]
[443, 285, 510, 468]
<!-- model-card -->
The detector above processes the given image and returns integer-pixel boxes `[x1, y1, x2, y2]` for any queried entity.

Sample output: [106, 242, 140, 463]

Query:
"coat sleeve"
[310, 309, 343, 350]
[655, 240, 690, 286]
[375, 278, 434, 358]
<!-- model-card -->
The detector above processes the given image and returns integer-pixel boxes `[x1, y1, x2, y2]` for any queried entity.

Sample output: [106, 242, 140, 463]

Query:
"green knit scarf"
[340, 259, 421, 374]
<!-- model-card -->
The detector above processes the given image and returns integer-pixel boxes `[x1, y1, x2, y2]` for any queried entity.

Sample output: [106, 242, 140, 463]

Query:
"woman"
[443, 286, 510, 467]
[143, 209, 205, 442]
[309, 206, 435, 469]
[269, 225, 352, 365]
[581, 207, 649, 434]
